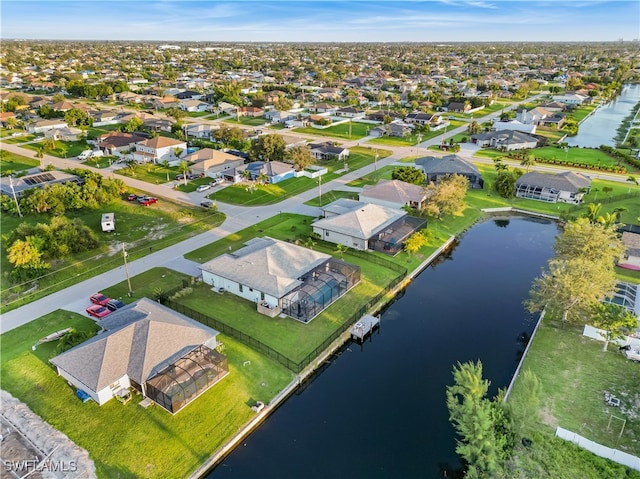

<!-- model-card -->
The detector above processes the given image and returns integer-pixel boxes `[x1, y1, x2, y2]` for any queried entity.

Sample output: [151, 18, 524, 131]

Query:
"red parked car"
[90, 293, 110, 306]
[86, 304, 112, 319]
[139, 197, 158, 206]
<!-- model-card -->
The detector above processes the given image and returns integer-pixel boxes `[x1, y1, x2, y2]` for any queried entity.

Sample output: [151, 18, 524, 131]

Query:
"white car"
[196, 184, 211, 193]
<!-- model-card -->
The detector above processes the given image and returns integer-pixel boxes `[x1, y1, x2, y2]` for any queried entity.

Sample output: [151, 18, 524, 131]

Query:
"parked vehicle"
[78, 150, 93, 160]
[89, 293, 110, 306]
[106, 299, 126, 312]
[86, 304, 112, 319]
[210, 178, 223, 186]
[200, 200, 214, 208]
[139, 197, 158, 206]
[127, 194, 138, 201]
[196, 184, 211, 193]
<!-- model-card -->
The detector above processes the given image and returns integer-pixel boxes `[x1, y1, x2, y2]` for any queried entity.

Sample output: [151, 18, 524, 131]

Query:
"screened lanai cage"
[145, 345, 228, 414]
[281, 259, 361, 323]
[368, 216, 427, 256]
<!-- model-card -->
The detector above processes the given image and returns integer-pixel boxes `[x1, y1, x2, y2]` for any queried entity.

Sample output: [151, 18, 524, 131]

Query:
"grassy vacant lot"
[293, 121, 369, 140]
[0, 149, 40, 173]
[1, 196, 225, 313]
[535, 125, 566, 143]
[223, 116, 268, 126]
[0, 301, 293, 479]
[304, 189, 358, 207]
[211, 147, 390, 206]
[346, 165, 395, 187]
[116, 162, 180, 185]
[506, 317, 640, 478]
[473, 145, 639, 173]
[570, 104, 598, 123]
[21, 139, 91, 158]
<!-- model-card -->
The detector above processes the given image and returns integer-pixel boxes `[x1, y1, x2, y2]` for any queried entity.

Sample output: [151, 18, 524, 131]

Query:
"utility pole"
[9, 176, 22, 218]
[318, 175, 322, 206]
[122, 243, 133, 296]
[374, 149, 379, 171]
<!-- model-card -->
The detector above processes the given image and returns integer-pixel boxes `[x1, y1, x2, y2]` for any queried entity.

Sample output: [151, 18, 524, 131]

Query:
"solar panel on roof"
[24, 173, 56, 185]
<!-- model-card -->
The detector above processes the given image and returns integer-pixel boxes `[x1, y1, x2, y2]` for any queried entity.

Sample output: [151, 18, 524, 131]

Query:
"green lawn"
[0, 303, 293, 479]
[115, 162, 179, 184]
[212, 147, 390, 206]
[1, 133, 40, 143]
[505, 317, 640, 477]
[0, 149, 40, 174]
[304, 189, 358, 207]
[21, 139, 91, 158]
[1, 197, 226, 313]
[570, 104, 598, 123]
[535, 126, 566, 143]
[223, 116, 268, 126]
[346, 165, 396, 187]
[292, 121, 369, 140]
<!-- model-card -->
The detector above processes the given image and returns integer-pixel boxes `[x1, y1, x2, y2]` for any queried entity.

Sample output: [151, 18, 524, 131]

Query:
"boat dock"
[350, 315, 380, 342]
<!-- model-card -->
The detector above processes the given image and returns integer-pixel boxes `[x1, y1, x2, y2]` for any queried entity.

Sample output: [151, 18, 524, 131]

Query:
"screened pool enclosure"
[145, 345, 228, 414]
[281, 259, 361, 323]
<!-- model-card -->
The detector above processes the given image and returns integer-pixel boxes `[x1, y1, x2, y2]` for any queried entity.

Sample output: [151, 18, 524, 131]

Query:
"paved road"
[1, 92, 630, 333]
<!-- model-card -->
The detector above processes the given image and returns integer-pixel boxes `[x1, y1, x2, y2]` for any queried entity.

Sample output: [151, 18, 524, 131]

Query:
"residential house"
[185, 148, 245, 178]
[620, 232, 640, 271]
[0, 111, 17, 127]
[404, 112, 439, 126]
[200, 237, 360, 323]
[445, 102, 471, 113]
[335, 107, 365, 119]
[50, 298, 227, 414]
[184, 123, 217, 139]
[178, 99, 211, 112]
[133, 136, 187, 164]
[359, 179, 428, 210]
[28, 118, 68, 133]
[152, 96, 180, 109]
[264, 109, 297, 124]
[515, 171, 592, 204]
[89, 110, 120, 126]
[44, 126, 82, 142]
[309, 142, 350, 161]
[366, 110, 403, 123]
[311, 103, 336, 114]
[552, 93, 589, 105]
[471, 129, 539, 151]
[96, 132, 146, 156]
[237, 106, 264, 117]
[370, 121, 412, 138]
[416, 154, 484, 189]
[175, 90, 204, 100]
[516, 107, 565, 128]
[312, 202, 426, 255]
[117, 91, 144, 104]
[237, 160, 296, 184]
[50, 100, 75, 112]
[490, 120, 537, 135]
[0, 171, 83, 198]
[143, 117, 175, 132]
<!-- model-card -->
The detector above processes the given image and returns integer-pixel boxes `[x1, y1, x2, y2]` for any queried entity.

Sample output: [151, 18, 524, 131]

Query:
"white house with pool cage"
[200, 237, 361, 323]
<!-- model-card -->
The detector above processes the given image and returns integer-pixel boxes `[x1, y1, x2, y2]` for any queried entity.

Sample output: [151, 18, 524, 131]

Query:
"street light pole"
[9, 176, 22, 218]
[122, 243, 133, 296]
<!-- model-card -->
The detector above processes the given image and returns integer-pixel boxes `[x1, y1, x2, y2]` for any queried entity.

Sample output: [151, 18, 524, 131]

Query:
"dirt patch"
[0, 390, 97, 479]
[539, 406, 559, 428]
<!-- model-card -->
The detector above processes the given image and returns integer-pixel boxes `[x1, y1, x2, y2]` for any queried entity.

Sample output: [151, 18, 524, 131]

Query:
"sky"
[1, 0, 639, 43]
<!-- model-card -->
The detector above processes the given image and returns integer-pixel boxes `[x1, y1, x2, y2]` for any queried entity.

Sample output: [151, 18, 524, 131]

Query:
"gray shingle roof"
[321, 198, 366, 216]
[515, 171, 592, 193]
[200, 237, 331, 298]
[50, 298, 218, 392]
[360, 179, 426, 205]
[312, 203, 407, 240]
[471, 129, 538, 145]
[416, 154, 481, 176]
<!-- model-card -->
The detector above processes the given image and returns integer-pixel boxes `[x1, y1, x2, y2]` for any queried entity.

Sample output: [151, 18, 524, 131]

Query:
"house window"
[325, 231, 330, 237]
[261, 292, 265, 301]
[239, 284, 243, 293]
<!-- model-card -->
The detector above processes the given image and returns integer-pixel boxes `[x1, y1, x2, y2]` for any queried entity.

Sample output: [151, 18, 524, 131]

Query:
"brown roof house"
[359, 179, 428, 210]
[50, 298, 228, 414]
[620, 232, 640, 271]
[133, 136, 187, 164]
[185, 148, 245, 178]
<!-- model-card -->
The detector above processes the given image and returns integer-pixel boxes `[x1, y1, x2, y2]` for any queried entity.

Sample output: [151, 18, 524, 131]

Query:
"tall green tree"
[422, 174, 469, 218]
[392, 166, 425, 185]
[554, 218, 624, 267]
[591, 303, 638, 351]
[249, 134, 286, 162]
[285, 145, 314, 171]
[446, 361, 501, 478]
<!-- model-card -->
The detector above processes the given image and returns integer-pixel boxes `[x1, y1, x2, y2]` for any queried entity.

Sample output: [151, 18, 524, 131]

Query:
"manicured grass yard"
[0, 149, 40, 173]
[304, 189, 358, 207]
[211, 147, 390, 206]
[0, 306, 293, 479]
[223, 116, 268, 126]
[21, 139, 92, 158]
[1, 133, 40, 143]
[505, 317, 640, 477]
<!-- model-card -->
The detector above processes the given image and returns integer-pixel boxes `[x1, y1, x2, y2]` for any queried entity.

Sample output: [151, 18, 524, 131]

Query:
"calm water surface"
[566, 83, 640, 148]
[208, 216, 559, 479]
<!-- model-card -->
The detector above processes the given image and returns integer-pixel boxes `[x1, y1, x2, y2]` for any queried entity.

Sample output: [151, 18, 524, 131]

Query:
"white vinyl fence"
[555, 426, 640, 471]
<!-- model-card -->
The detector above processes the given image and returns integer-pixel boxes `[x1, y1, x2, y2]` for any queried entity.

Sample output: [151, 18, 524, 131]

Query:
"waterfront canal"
[566, 83, 640, 148]
[208, 216, 559, 479]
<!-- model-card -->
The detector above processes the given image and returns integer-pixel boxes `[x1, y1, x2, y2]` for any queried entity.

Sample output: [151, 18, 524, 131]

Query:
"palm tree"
[257, 172, 269, 185]
[241, 169, 252, 182]
[584, 202, 602, 223]
[179, 160, 189, 186]
[35, 147, 44, 169]
[161, 160, 171, 181]
[520, 155, 536, 173]
[626, 175, 638, 193]
[335, 244, 348, 258]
